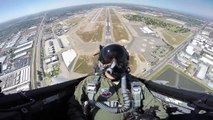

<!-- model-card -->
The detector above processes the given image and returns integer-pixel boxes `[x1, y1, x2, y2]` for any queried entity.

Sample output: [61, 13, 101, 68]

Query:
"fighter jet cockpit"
[0, 0, 213, 120]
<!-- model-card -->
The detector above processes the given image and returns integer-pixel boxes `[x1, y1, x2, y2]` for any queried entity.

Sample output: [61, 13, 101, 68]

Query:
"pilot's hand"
[125, 112, 160, 120]
[140, 113, 160, 120]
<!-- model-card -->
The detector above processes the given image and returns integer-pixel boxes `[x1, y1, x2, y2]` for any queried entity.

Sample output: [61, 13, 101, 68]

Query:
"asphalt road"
[31, 14, 46, 89]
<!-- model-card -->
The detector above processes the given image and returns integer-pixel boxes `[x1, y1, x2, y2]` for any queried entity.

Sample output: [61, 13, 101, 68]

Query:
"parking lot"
[14, 57, 30, 69]
[127, 24, 167, 64]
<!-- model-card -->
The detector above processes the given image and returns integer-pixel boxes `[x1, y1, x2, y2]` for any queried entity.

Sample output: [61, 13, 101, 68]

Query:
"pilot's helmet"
[98, 44, 130, 74]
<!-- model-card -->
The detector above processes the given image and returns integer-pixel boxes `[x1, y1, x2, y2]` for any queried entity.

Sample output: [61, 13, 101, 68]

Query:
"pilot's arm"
[67, 78, 88, 120]
[142, 85, 168, 119]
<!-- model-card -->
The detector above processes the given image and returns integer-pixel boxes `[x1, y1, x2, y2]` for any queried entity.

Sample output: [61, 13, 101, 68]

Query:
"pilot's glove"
[125, 112, 159, 120]
[140, 106, 160, 120]
[140, 113, 160, 120]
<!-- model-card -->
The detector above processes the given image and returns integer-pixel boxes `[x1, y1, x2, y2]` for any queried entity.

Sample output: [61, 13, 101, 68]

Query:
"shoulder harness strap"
[87, 73, 101, 101]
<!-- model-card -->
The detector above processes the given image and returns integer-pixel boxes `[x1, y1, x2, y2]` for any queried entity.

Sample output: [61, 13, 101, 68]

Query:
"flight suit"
[68, 74, 168, 120]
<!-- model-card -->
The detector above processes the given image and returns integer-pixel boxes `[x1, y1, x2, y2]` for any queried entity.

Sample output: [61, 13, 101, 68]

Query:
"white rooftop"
[13, 52, 27, 60]
[14, 43, 33, 54]
[196, 64, 208, 80]
[61, 49, 77, 68]
[0, 56, 6, 63]
[200, 56, 213, 65]
[16, 41, 33, 48]
[140, 26, 154, 34]
[185, 45, 194, 55]
[0, 66, 31, 93]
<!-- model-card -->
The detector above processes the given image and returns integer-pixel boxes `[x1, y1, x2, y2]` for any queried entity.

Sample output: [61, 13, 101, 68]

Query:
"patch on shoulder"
[100, 88, 112, 98]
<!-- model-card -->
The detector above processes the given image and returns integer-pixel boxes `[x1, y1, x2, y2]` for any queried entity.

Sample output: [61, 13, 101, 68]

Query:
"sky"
[0, 0, 213, 23]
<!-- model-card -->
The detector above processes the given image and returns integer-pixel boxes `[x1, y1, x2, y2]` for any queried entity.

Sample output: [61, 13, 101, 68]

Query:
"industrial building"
[0, 66, 31, 94]
[0, 56, 6, 64]
[5, 32, 21, 48]
[196, 64, 208, 80]
[14, 43, 33, 54]
[140, 26, 154, 34]
[57, 38, 64, 48]
[61, 49, 77, 68]
[16, 41, 33, 48]
[45, 55, 58, 64]
[13, 52, 27, 60]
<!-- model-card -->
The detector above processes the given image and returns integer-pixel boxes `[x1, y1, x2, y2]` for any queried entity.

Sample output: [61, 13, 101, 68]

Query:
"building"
[0, 66, 31, 94]
[200, 56, 213, 66]
[0, 56, 6, 64]
[0, 62, 2, 74]
[57, 38, 64, 48]
[140, 26, 154, 34]
[48, 41, 55, 55]
[16, 41, 33, 49]
[0, 42, 5, 49]
[196, 64, 208, 80]
[13, 52, 27, 60]
[14, 43, 33, 54]
[5, 32, 21, 48]
[185, 45, 194, 55]
[45, 55, 58, 64]
[61, 49, 77, 68]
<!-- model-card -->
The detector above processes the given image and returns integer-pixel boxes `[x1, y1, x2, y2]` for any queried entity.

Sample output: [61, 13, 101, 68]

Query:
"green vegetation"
[0, 18, 41, 40]
[45, 64, 61, 78]
[74, 55, 98, 74]
[185, 64, 196, 74]
[168, 15, 204, 26]
[40, 49, 44, 58]
[124, 14, 143, 22]
[160, 30, 191, 46]
[124, 14, 190, 33]
[144, 17, 190, 33]
[152, 45, 173, 58]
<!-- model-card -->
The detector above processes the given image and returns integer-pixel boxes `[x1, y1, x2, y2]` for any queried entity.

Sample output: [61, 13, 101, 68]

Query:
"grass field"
[110, 9, 121, 23]
[110, 9, 129, 42]
[65, 17, 82, 26]
[97, 8, 106, 21]
[91, 24, 104, 42]
[112, 24, 129, 42]
[73, 55, 98, 74]
[76, 30, 94, 42]
[76, 24, 104, 42]
[129, 56, 137, 73]
[139, 55, 145, 62]
[160, 29, 191, 46]
[148, 64, 212, 91]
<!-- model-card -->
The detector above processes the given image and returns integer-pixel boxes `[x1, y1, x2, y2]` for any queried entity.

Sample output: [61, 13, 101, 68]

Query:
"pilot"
[68, 44, 168, 120]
